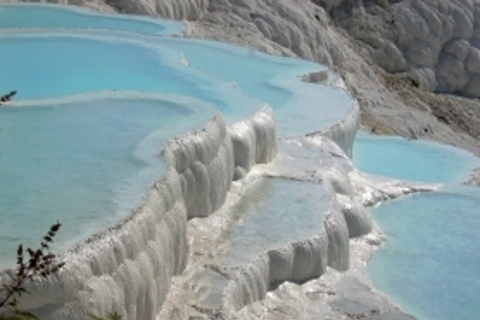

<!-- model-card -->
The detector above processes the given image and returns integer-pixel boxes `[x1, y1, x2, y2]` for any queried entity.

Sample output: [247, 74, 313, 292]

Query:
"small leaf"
[51, 222, 61, 233]
[28, 259, 37, 269]
[16, 245, 23, 258]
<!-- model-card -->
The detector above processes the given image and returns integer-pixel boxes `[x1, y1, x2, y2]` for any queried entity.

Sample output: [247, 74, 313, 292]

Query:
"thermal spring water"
[354, 132, 480, 320]
[0, 95, 215, 268]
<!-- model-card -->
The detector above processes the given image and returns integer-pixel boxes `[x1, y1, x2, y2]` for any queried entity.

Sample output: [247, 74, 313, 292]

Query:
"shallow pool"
[370, 188, 480, 320]
[187, 177, 330, 310]
[353, 132, 480, 320]
[0, 32, 262, 117]
[222, 178, 329, 267]
[0, 95, 215, 266]
[353, 132, 478, 184]
[0, 4, 353, 268]
[0, 3, 182, 34]
[163, 37, 354, 135]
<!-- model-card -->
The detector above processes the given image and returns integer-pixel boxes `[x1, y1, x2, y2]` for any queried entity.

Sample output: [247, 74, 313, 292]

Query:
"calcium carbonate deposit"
[0, 2, 478, 320]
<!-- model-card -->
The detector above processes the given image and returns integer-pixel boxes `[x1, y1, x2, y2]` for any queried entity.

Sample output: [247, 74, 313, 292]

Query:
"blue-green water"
[2, 4, 479, 320]
[0, 3, 182, 35]
[1, 36, 189, 99]
[162, 37, 354, 134]
[0, 33, 260, 115]
[353, 133, 480, 320]
[0, 96, 215, 265]
[0, 3, 354, 267]
[369, 189, 480, 320]
[353, 132, 478, 183]
[222, 178, 329, 266]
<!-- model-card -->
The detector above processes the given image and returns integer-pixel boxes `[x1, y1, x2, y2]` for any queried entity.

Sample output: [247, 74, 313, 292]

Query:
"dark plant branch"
[0, 222, 64, 320]
[0, 91, 17, 105]
[0, 222, 123, 320]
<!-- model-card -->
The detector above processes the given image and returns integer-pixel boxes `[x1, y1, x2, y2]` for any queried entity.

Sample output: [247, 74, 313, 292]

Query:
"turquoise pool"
[0, 3, 182, 34]
[354, 133, 480, 320]
[0, 4, 354, 266]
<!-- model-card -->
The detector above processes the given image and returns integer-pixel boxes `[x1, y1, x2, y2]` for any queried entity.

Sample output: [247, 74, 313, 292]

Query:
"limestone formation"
[1, 1, 479, 319]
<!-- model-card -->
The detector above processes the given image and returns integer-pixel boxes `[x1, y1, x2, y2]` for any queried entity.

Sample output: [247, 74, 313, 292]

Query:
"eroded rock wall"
[223, 234, 329, 313]
[320, 0, 480, 97]
[162, 108, 277, 219]
[13, 168, 189, 320]
[163, 115, 236, 219]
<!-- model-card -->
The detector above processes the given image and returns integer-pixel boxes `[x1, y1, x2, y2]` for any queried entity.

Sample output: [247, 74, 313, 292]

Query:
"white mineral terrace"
[0, 4, 437, 319]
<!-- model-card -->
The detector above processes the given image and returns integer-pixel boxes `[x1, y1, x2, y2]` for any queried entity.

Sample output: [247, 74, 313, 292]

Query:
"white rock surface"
[2, 1, 479, 319]
[322, 0, 480, 97]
